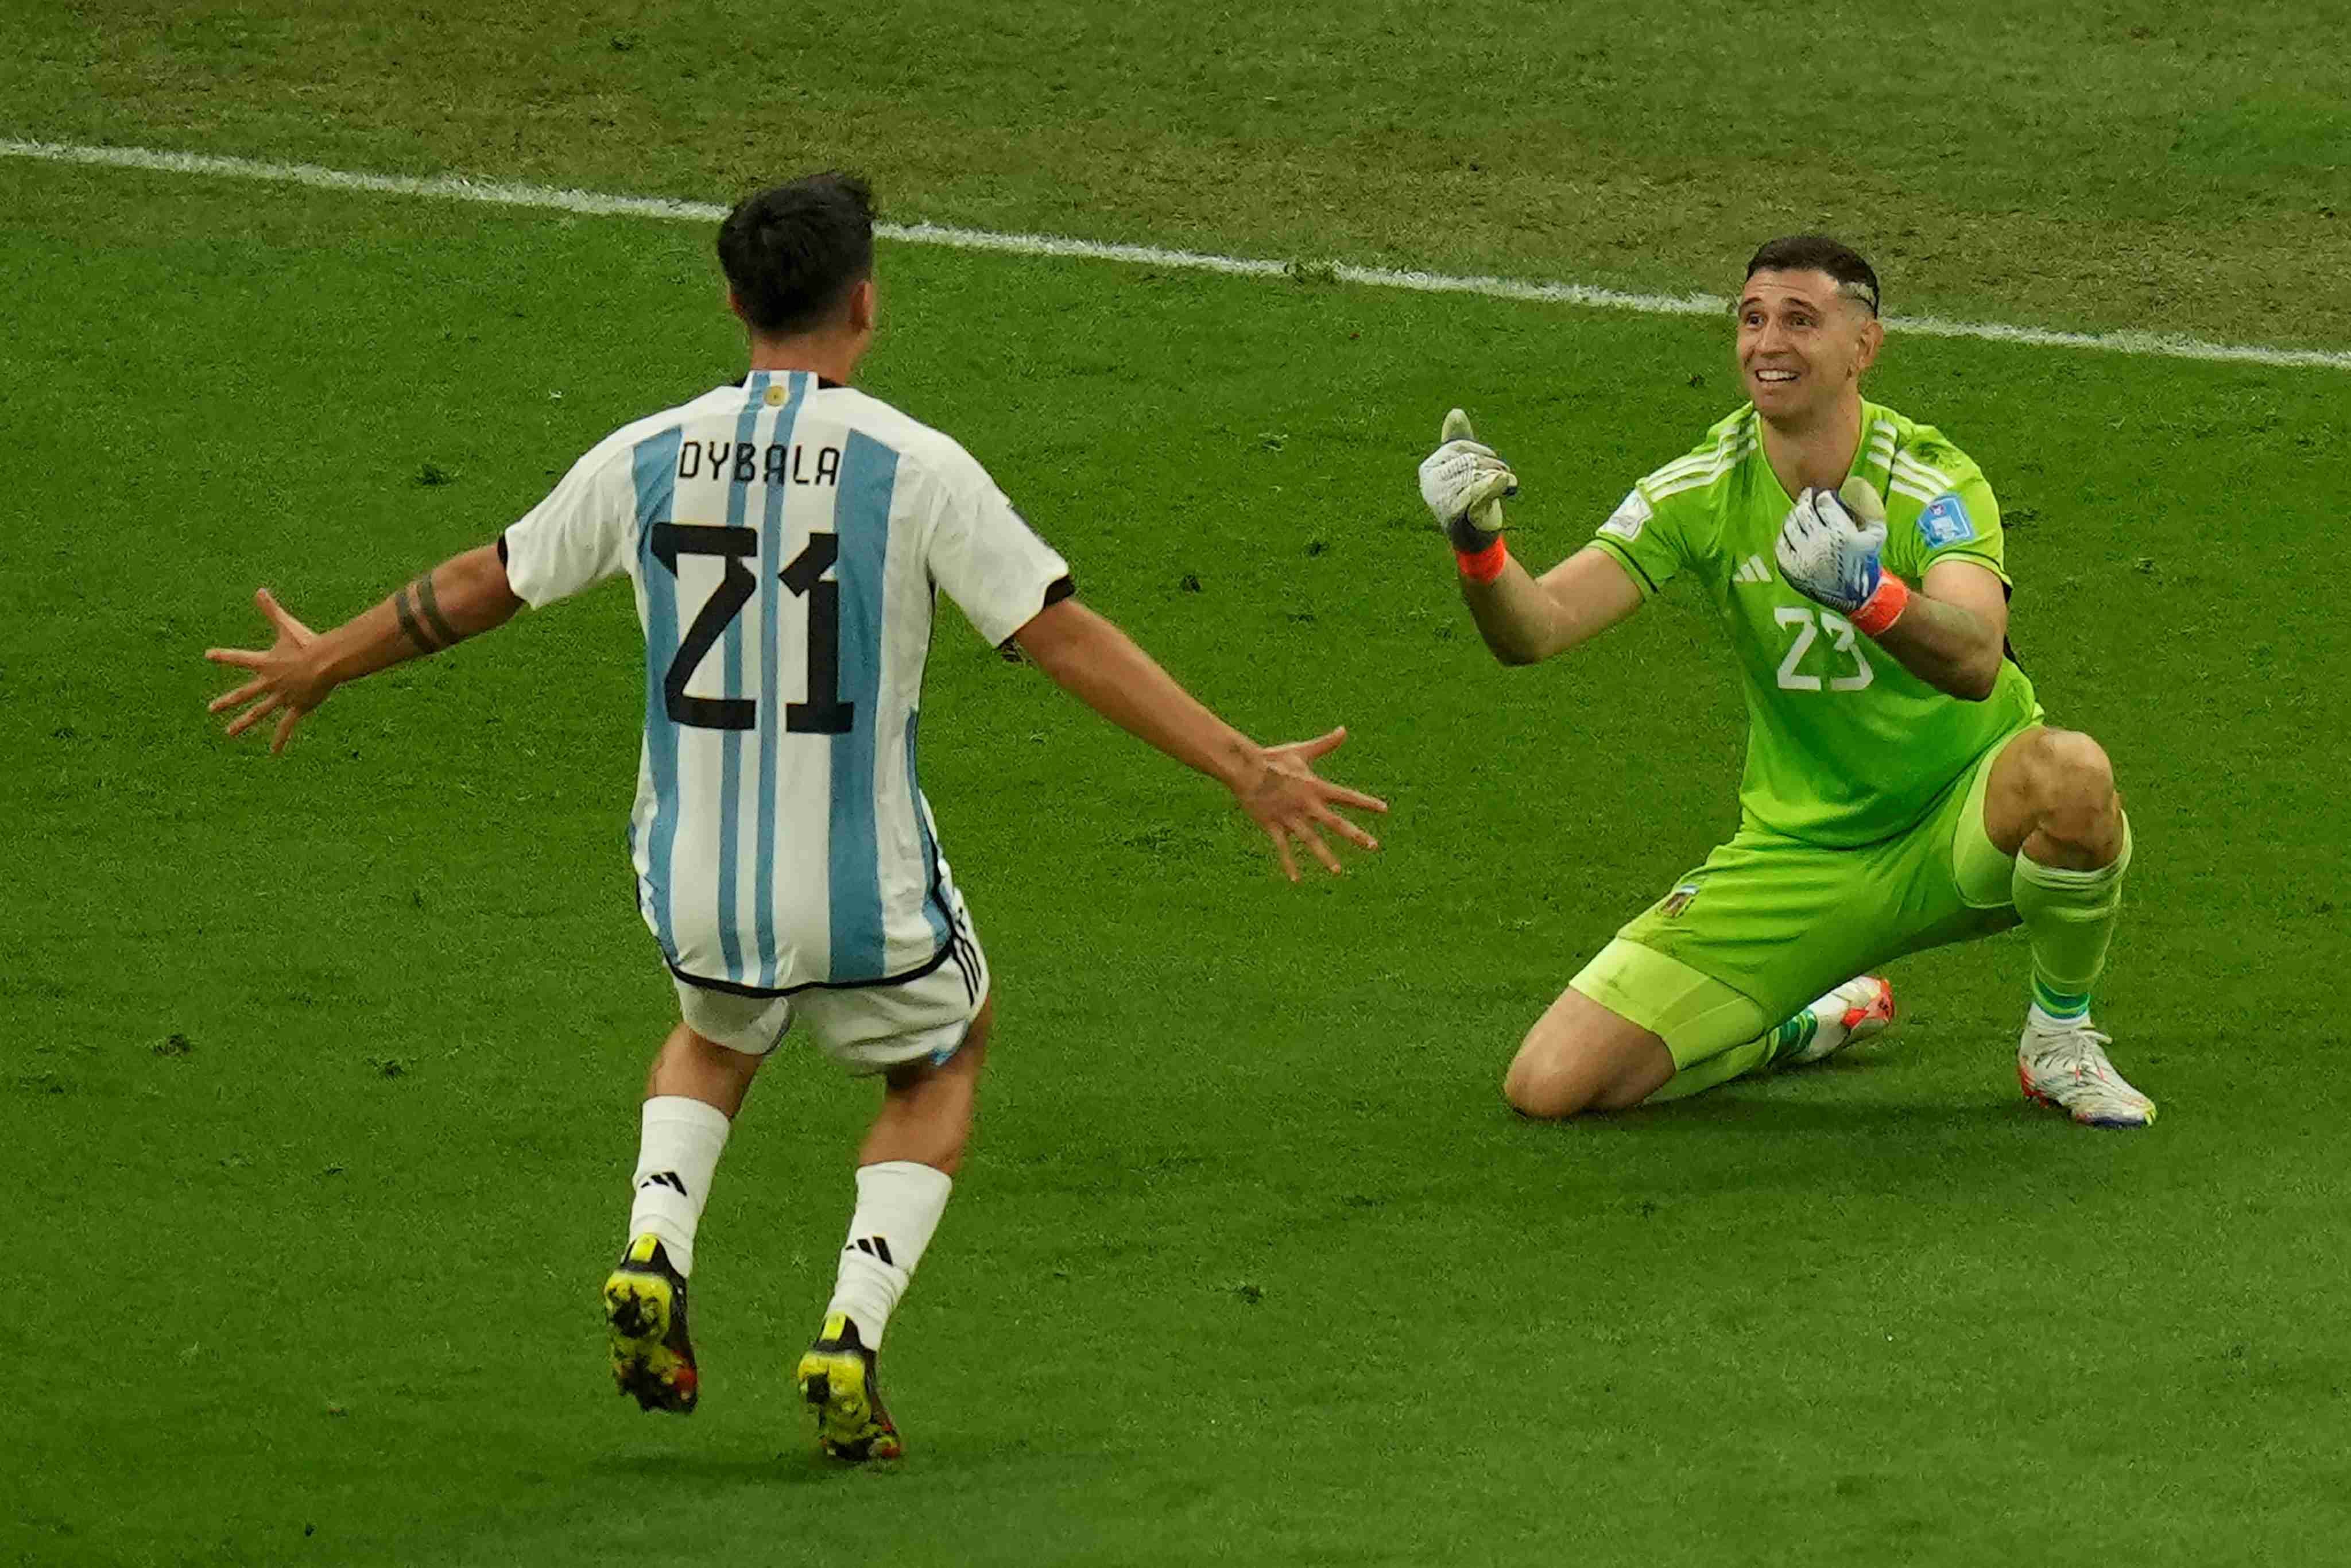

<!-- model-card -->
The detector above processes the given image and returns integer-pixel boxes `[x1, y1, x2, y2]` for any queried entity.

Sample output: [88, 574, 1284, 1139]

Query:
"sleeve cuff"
[1922, 549, 2009, 587]
[994, 574, 1076, 652]
[1586, 536, 1659, 598]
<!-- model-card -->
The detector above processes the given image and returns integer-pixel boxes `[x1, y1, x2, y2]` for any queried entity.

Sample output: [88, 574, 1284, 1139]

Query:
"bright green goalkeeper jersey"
[1586, 400, 2039, 847]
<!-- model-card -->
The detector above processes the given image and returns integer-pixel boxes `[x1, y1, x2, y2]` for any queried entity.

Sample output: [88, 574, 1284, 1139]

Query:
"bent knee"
[1504, 1046, 1593, 1120]
[1505, 989, 1677, 1118]
[1504, 1033, 1660, 1120]
[2023, 728, 2116, 812]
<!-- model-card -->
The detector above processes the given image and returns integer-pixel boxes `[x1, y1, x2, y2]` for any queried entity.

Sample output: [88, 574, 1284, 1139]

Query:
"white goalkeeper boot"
[2017, 1017, 2155, 1128]
[1781, 974, 1896, 1066]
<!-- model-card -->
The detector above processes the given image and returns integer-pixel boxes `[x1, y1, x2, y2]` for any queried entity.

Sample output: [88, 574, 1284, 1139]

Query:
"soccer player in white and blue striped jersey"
[205, 171, 1386, 1462]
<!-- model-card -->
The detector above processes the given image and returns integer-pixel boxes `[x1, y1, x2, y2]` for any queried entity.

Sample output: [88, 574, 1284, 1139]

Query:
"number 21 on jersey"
[651, 522, 854, 734]
[1774, 606, 1874, 693]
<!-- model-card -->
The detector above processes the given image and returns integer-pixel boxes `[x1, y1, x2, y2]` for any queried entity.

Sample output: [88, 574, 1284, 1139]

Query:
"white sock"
[626, 1095, 731, 1277]
[825, 1161, 953, 1349]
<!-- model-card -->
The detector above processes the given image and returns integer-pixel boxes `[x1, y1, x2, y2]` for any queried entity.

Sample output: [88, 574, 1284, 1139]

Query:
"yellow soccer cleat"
[795, 1313, 901, 1461]
[603, 1234, 699, 1414]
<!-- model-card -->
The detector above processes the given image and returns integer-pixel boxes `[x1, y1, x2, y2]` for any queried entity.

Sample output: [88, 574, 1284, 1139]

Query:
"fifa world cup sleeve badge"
[1917, 494, 1976, 548]
[1601, 488, 1652, 542]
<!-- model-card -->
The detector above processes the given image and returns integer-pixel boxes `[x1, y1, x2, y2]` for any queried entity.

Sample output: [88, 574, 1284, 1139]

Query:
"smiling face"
[1736, 268, 1884, 429]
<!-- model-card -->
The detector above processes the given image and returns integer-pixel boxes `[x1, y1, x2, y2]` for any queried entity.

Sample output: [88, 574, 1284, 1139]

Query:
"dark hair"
[717, 171, 877, 336]
[1745, 234, 1880, 316]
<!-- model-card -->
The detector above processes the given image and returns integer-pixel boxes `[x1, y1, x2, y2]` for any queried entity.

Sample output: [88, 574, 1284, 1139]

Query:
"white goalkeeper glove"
[1417, 408, 1517, 554]
[1774, 478, 1910, 633]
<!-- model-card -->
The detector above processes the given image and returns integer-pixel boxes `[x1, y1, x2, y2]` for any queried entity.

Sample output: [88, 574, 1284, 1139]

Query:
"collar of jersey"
[739, 369, 845, 391]
[1751, 401, 1891, 509]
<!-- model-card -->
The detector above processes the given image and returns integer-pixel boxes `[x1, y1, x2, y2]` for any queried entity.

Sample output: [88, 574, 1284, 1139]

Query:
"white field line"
[10, 136, 2350, 373]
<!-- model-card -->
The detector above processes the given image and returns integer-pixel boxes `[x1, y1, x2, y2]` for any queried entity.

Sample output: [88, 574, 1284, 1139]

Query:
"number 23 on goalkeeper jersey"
[1587, 400, 2040, 848]
[499, 370, 1071, 994]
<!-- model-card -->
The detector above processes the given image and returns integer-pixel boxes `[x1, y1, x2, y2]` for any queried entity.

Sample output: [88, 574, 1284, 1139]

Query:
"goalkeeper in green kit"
[1419, 235, 2152, 1127]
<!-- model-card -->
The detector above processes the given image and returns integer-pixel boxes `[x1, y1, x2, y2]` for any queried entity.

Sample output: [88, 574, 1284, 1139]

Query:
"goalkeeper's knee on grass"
[1502, 1001, 1676, 1118]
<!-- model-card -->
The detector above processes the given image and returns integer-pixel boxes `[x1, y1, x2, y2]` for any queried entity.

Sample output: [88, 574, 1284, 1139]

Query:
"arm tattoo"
[413, 571, 462, 647]
[392, 572, 465, 655]
[392, 583, 437, 653]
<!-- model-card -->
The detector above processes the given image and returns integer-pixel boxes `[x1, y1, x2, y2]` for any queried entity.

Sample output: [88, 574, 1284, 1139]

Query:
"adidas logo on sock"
[1734, 555, 1772, 585]
[638, 1171, 688, 1195]
[848, 1236, 896, 1266]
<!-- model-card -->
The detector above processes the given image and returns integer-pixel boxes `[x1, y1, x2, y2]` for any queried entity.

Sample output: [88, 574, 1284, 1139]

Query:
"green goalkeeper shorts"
[1572, 723, 2037, 1070]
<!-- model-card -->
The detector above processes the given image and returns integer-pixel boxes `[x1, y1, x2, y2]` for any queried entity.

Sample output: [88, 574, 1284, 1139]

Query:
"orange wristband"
[1850, 572, 1910, 636]
[1455, 536, 1509, 583]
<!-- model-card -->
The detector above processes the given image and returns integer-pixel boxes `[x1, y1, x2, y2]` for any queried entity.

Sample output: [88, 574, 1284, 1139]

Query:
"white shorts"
[672, 894, 990, 1075]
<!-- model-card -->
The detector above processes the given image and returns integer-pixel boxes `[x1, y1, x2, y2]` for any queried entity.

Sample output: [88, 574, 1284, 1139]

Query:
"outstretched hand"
[205, 588, 331, 754]
[1234, 726, 1388, 882]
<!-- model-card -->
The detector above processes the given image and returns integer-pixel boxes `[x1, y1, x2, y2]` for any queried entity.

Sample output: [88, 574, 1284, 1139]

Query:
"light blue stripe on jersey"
[714, 376, 769, 982]
[633, 424, 685, 962]
[828, 430, 898, 980]
[753, 372, 811, 988]
[905, 708, 951, 951]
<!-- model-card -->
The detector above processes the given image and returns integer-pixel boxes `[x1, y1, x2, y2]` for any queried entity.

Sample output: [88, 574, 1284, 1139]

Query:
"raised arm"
[1461, 546, 1645, 667]
[1419, 408, 1647, 667]
[1008, 597, 1386, 881]
[205, 543, 523, 752]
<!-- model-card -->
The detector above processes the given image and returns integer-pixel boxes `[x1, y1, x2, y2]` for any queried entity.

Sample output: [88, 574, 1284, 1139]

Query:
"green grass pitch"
[7, 7, 2351, 1565]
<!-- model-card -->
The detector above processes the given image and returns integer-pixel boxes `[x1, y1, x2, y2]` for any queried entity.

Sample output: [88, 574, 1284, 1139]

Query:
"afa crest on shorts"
[1917, 493, 1976, 548]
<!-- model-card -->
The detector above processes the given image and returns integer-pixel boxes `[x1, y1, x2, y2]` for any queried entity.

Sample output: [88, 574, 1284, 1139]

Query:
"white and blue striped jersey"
[501, 370, 1070, 996]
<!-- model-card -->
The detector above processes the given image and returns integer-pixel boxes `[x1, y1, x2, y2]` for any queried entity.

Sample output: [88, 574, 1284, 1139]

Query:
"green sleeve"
[1586, 481, 1695, 599]
[1884, 448, 2008, 587]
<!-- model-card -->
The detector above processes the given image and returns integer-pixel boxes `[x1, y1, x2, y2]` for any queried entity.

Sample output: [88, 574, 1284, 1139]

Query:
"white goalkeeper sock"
[825, 1161, 954, 1349]
[626, 1095, 731, 1277]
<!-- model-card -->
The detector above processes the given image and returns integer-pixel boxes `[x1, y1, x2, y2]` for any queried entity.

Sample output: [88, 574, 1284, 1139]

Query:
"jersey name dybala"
[502, 371, 1069, 993]
[1587, 401, 2039, 847]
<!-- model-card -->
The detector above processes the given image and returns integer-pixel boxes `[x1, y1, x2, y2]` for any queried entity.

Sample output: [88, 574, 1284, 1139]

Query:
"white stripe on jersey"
[1646, 450, 1722, 486]
[1864, 424, 1895, 463]
[504, 370, 1068, 997]
[1891, 452, 1959, 493]
[1645, 433, 1748, 486]
[638, 377, 1064, 993]
[1649, 439, 1756, 500]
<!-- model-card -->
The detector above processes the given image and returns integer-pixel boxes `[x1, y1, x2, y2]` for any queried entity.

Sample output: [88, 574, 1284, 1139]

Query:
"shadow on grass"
[1473, 1078, 2163, 1207]
[1592, 1094, 2032, 1137]
[584, 1428, 1106, 1489]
